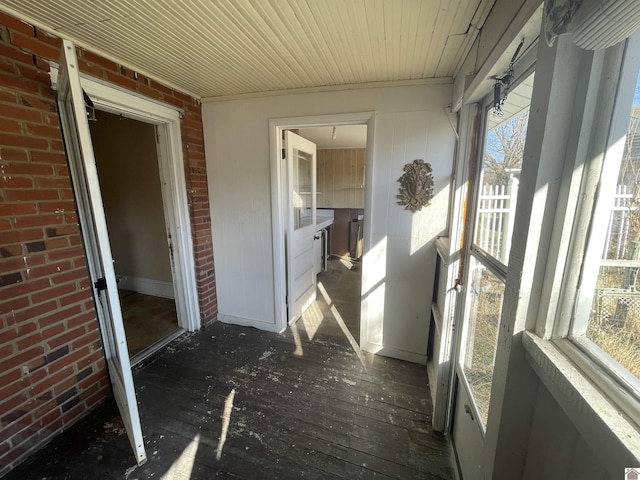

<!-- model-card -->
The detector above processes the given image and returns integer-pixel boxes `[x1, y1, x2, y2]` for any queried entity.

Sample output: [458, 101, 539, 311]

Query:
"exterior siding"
[0, 11, 216, 475]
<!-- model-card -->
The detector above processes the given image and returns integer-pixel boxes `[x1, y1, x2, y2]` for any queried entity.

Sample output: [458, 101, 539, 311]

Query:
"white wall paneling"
[203, 84, 455, 360]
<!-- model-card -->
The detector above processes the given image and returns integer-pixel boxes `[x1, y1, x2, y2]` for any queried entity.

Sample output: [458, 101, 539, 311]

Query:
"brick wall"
[0, 11, 216, 475]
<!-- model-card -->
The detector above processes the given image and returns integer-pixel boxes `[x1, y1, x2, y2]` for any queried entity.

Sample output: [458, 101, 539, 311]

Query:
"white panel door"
[285, 131, 317, 323]
[56, 40, 147, 466]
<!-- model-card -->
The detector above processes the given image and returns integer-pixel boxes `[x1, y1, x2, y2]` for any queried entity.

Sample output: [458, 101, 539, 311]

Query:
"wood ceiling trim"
[200, 77, 453, 103]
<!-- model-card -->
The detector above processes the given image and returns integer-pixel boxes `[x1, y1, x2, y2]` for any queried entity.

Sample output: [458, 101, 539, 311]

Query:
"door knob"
[464, 404, 475, 421]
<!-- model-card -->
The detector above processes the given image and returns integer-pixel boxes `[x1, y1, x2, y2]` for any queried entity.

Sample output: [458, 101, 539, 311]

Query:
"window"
[579, 68, 640, 376]
[564, 33, 640, 420]
[459, 72, 535, 429]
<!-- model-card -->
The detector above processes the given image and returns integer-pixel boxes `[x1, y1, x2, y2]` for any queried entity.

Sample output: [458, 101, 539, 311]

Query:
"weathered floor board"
[6, 260, 453, 479]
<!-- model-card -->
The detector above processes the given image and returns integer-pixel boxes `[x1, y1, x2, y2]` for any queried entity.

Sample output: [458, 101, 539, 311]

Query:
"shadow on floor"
[6, 269, 452, 480]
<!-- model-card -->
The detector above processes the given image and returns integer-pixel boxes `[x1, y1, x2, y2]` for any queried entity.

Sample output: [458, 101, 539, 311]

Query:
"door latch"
[94, 277, 107, 292]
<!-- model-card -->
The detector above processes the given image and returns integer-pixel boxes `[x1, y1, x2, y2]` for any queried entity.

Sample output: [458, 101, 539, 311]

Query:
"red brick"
[71, 329, 100, 350]
[0, 255, 27, 272]
[0, 132, 48, 150]
[30, 282, 75, 304]
[58, 290, 90, 309]
[0, 116, 22, 133]
[0, 102, 43, 123]
[30, 151, 66, 164]
[105, 71, 138, 90]
[48, 139, 63, 151]
[148, 79, 173, 96]
[28, 369, 69, 398]
[76, 59, 106, 79]
[0, 202, 38, 216]
[0, 12, 34, 35]
[44, 237, 68, 250]
[0, 71, 41, 95]
[16, 64, 52, 86]
[19, 94, 55, 113]
[46, 326, 85, 350]
[46, 245, 83, 262]
[135, 83, 164, 101]
[38, 200, 75, 214]
[0, 278, 50, 301]
[0, 296, 30, 315]
[39, 323, 65, 343]
[54, 165, 68, 176]
[80, 49, 117, 72]
[0, 163, 52, 176]
[46, 346, 89, 375]
[32, 398, 56, 420]
[14, 330, 42, 351]
[0, 347, 44, 375]
[35, 177, 70, 189]
[52, 376, 76, 396]
[0, 228, 44, 245]
[10, 32, 59, 61]
[25, 123, 61, 140]
[58, 189, 74, 200]
[46, 225, 78, 237]
[51, 268, 87, 286]
[13, 214, 64, 229]
[34, 28, 61, 49]
[37, 304, 82, 329]
[66, 310, 95, 330]
[26, 261, 71, 280]
[3, 188, 58, 202]
[10, 300, 57, 324]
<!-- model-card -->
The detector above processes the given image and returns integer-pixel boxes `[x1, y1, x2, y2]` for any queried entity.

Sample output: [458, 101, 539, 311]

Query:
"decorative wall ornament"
[396, 159, 434, 212]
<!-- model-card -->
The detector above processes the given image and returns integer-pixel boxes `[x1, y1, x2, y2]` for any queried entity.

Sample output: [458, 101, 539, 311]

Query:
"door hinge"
[94, 277, 107, 292]
[282, 148, 286, 160]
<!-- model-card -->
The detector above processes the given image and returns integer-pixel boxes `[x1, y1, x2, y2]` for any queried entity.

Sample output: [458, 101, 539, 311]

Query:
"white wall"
[202, 84, 455, 362]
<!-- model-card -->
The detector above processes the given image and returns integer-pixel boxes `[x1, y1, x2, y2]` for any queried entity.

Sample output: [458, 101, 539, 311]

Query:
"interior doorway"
[294, 125, 367, 343]
[89, 110, 181, 359]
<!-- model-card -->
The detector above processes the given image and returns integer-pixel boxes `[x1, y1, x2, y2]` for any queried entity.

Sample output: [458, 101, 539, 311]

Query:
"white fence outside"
[476, 182, 636, 262]
[604, 184, 637, 261]
[475, 179, 518, 262]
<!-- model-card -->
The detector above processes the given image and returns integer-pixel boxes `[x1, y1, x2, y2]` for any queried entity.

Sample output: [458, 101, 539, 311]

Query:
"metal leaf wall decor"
[396, 159, 434, 212]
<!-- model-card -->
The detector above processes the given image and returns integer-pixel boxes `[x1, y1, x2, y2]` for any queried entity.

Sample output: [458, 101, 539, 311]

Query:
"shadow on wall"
[362, 186, 448, 358]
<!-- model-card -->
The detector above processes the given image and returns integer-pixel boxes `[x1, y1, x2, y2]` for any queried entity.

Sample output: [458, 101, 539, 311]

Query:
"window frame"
[545, 31, 640, 427]
[456, 65, 536, 433]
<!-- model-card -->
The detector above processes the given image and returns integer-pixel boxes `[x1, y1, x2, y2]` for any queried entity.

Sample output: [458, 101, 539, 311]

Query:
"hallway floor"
[6, 281, 453, 479]
[119, 290, 179, 356]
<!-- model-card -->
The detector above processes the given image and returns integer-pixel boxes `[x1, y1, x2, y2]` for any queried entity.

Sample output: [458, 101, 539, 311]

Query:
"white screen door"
[56, 40, 147, 466]
[452, 72, 534, 479]
[285, 131, 317, 323]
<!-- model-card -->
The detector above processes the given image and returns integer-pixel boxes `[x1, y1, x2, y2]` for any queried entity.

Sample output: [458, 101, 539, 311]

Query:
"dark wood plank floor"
[6, 287, 453, 479]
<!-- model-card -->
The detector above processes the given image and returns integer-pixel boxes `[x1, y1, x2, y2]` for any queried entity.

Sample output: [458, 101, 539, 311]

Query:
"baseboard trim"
[117, 276, 174, 299]
[361, 341, 427, 364]
[217, 314, 279, 332]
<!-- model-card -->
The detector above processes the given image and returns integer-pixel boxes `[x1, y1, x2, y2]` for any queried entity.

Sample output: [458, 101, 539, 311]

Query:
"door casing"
[269, 112, 374, 336]
[50, 65, 201, 334]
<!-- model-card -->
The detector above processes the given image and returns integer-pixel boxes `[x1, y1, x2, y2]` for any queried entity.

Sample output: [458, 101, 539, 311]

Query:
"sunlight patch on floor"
[301, 301, 323, 341]
[318, 280, 368, 369]
[216, 388, 236, 461]
[162, 433, 200, 479]
[290, 322, 304, 356]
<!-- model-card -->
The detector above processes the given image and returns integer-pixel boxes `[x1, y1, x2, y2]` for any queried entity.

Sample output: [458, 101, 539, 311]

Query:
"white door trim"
[50, 66, 200, 332]
[269, 112, 375, 335]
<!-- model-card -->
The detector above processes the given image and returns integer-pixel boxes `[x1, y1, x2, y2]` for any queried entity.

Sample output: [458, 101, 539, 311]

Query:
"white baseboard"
[217, 314, 279, 332]
[117, 276, 175, 299]
[360, 341, 427, 364]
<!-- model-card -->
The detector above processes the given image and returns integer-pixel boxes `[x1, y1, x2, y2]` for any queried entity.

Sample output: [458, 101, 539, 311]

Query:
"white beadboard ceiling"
[0, 0, 495, 100]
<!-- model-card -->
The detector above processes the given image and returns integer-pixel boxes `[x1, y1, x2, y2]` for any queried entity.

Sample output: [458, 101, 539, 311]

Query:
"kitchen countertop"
[316, 215, 334, 231]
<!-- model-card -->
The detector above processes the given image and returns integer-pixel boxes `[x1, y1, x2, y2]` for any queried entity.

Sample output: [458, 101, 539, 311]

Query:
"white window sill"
[522, 331, 640, 466]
